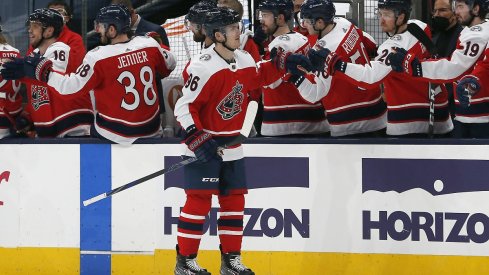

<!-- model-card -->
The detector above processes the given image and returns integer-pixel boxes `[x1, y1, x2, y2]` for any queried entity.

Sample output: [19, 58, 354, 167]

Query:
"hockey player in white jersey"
[173, 6, 312, 275]
[296, 0, 387, 137]
[309, 0, 453, 136]
[257, 0, 330, 136]
[2, 4, 176, 144]
[389, 0, 489, 137]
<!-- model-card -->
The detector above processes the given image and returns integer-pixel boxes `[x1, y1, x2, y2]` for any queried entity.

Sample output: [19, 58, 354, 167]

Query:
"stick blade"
[240, 101, 258, 138]
[83, 193, 107, 206]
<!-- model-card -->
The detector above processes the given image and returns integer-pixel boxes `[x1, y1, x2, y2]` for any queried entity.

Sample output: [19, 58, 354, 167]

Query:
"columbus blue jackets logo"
[317, 40, 326, 48]
[362, 158, 489, 195]
[470, 26, 482, 32]
[31, 85, 50, 110]
[278, 34, 290, 41]
[216, 81, 244, 120]
[200, 54, 211, 61]
[390, 35, 402, 41]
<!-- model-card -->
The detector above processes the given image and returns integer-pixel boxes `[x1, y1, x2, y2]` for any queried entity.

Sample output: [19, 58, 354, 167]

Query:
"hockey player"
[257, 0, 330, 136]
[1, 4, 176, 144]
[309, 0, 453, 136]
[0, 24, 22, 138]
[185, 0, 218, 50]
[46, 0, 86, 73]
[3, 8, 93, 138]
[297, 0, 387, 137]
[389, 0, 489, 137]
[173, 6, 311, 275]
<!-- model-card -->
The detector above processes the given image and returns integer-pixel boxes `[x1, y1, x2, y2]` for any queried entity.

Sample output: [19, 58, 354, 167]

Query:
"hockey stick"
[428, 82, 435, 138]
[83, 101, 259, 206]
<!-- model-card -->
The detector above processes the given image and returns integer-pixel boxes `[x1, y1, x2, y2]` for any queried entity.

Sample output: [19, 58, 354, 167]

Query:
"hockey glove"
[252, 25, 267, 47]
[0, 58, 26, 80]
[184, 126, 222, 163]
[24, 53, 53, 82]
[456, 75, 481, 108]
[270, 46, 291, 74]
[285, 54, 313, 76]
[270, 47, 313, 76]
[14, 111, 35, 138]
[388, 47, 422, 77]
[307, 48, 347, 76]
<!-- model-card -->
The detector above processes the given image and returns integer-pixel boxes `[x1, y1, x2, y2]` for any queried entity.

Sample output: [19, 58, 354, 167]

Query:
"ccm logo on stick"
[202, 178, 219, 182]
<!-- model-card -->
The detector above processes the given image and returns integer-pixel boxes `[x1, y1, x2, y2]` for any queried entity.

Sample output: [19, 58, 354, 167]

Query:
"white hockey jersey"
[337, 20, 453, 135]
[261, 32, 330, 136]
[175, 48, 283, 161]
[296, 17, 386, 136]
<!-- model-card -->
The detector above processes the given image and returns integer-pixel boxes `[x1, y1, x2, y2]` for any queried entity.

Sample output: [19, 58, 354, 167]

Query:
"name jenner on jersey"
[117, 51, 149, 69]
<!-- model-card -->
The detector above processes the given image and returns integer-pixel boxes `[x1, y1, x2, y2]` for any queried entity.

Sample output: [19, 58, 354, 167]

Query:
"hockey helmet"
[95, 4, 131, 34]
[378, 0, 412, 14]
[300, 0, 336, 23]
[258, 0, 294, 20]
[26, 8, 64, 37]
[203, 7, 241, 39]
[186, 1, 217, 25]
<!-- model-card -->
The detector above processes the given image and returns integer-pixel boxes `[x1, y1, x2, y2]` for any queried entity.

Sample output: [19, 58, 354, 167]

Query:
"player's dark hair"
[47, 0, 72, 17]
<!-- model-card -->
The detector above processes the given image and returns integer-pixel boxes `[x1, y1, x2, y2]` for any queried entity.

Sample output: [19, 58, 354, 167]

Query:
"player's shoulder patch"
[470, 25, 482, 32]
[90, 46, 101, 52]
[316, 39, 327, 48]
[278, 34, 291, 41]
[389, 34, 403, 42]
[199, 53, 212, 61]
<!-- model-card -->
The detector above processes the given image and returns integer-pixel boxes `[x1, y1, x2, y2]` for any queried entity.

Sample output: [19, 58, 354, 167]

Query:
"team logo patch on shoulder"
[390, 35, 402, 41]
[316, 40, 326, 48]
[31, 85, 50, 111]
[470, 26, 482, 32]
[200, 54, 211, 61]
[216, 81, 244, 120]
[278, 34, 290, 41]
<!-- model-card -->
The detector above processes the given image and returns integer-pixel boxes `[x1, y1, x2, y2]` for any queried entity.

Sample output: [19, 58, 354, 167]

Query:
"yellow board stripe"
[2, 248, 489, 275]
[117, 250, 489, 275]
[0, 248, 79, 275]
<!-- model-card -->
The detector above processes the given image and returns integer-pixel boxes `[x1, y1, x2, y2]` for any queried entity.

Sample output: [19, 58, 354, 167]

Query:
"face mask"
[432, 16, 451, 31]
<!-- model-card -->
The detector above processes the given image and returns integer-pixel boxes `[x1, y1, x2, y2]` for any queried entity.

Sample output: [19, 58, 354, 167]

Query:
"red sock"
[218, 194, 245, 253]
[177, 194, 212, 256]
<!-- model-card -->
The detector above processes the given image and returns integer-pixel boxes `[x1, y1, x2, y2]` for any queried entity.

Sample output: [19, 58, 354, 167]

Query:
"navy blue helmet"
[187, 1, 217, 25]
[258, 0, 294, 20]
[203, 7, 241, 39]
[95, 4, 131, 34]
[26, 8, 64, 37]
[300, 0, 336, 23]
[378, 0, 412, 14]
